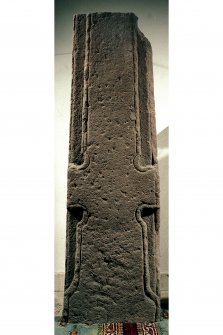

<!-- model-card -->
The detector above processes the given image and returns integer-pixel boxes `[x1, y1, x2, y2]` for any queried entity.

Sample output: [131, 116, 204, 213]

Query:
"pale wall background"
[55, 0, 168, 293]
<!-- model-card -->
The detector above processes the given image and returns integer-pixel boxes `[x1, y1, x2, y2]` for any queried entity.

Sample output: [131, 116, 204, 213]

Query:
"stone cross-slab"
[61, 12, 160, 325]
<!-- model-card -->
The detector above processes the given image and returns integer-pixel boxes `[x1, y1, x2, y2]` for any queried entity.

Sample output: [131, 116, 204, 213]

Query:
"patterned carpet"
[55, 310, 168, 335]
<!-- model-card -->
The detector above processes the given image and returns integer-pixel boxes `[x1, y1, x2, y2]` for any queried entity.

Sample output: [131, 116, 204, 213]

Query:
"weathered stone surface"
[61, 12, 160, 325]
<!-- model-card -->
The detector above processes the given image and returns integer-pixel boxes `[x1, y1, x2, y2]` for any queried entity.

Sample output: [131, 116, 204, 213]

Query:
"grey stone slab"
[54, 273, 168, 315]
[61, 12, 160, 325]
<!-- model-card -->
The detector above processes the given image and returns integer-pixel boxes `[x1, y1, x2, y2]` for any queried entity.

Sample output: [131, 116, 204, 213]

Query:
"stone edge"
[54, 272, 169, 316]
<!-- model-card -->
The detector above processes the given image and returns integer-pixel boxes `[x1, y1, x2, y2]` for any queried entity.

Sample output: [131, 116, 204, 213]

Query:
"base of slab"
[54, 309, 168, 334]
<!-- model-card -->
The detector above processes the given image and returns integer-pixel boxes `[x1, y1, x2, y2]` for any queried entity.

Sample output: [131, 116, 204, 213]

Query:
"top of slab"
[73, 12, 138, 19]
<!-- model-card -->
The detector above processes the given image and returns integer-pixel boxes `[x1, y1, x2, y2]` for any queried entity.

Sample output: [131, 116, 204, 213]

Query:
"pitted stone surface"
[62, 12, 160, 325]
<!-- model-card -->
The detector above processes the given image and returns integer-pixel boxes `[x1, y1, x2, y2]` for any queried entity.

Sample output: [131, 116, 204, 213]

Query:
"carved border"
[132, 22, 157, 172]
[135, 204, 160, 321]
[62, 204, 88, 321]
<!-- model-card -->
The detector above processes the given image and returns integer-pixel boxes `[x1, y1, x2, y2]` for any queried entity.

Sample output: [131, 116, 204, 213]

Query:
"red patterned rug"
[69, 322, 159, 335]
[55, 309, 168, 334]
[100, 322, 158, 335]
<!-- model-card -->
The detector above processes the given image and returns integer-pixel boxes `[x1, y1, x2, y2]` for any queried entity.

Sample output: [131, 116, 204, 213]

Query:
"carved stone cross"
[61, 12, 160, 325]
